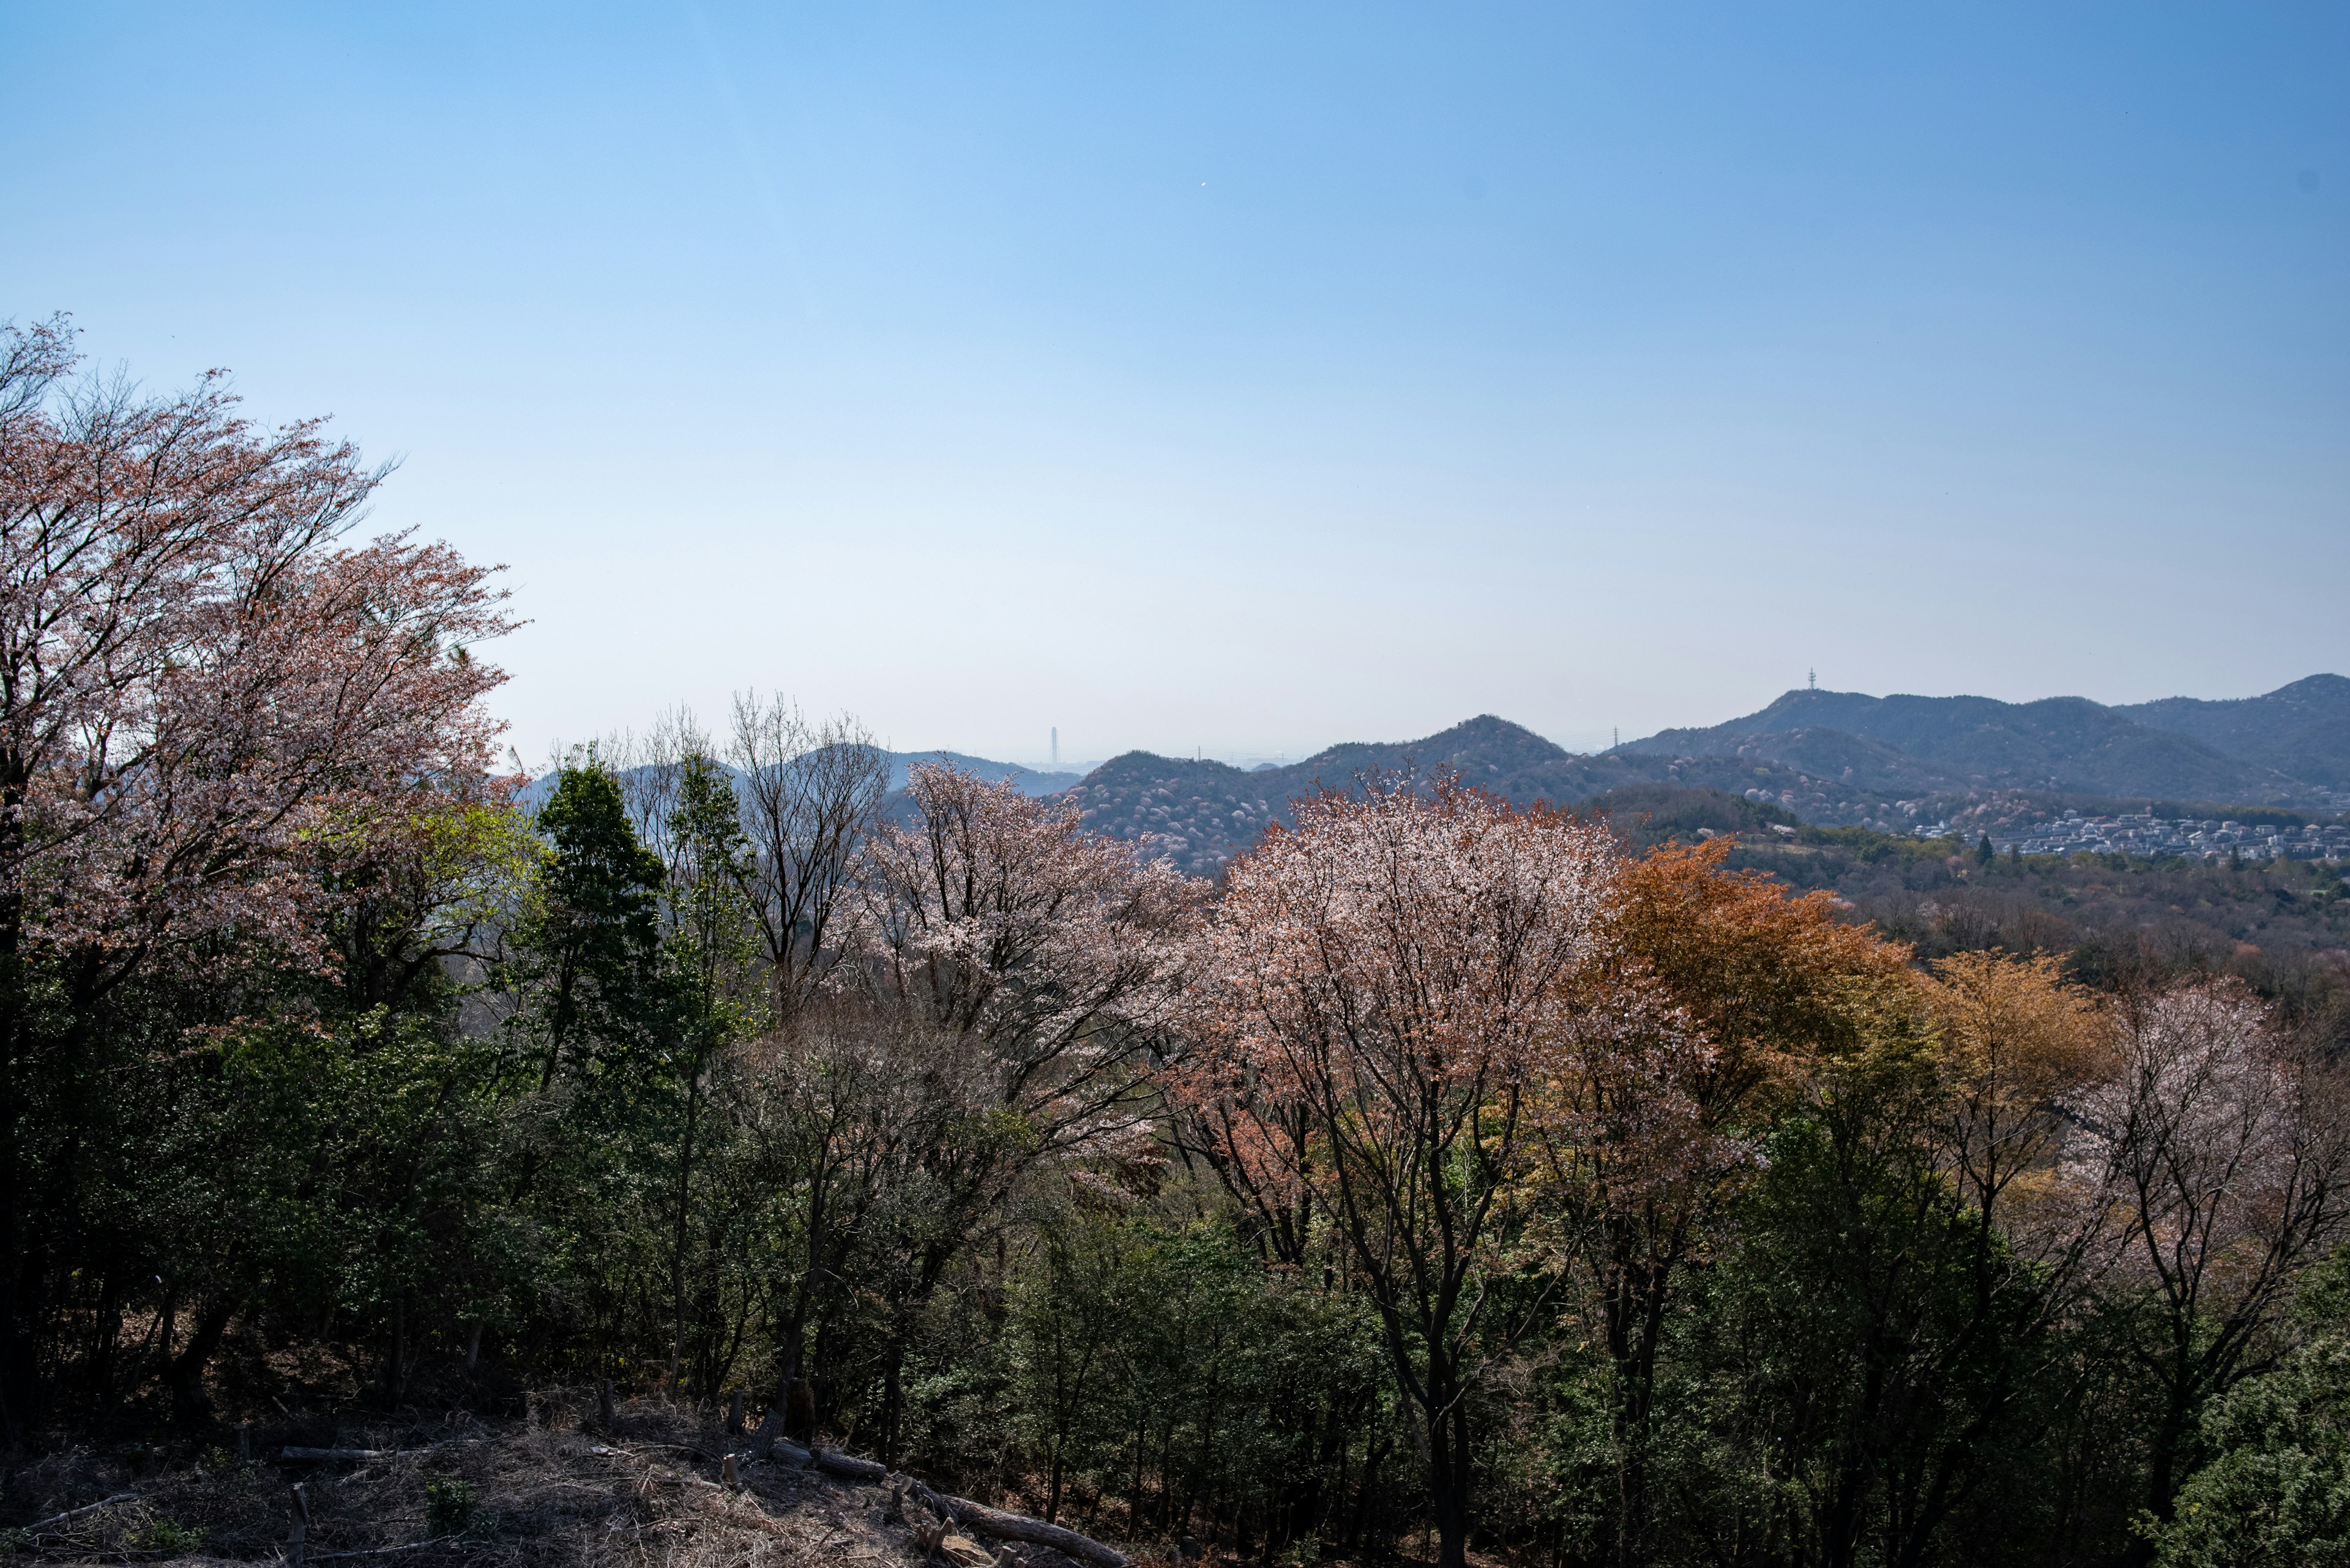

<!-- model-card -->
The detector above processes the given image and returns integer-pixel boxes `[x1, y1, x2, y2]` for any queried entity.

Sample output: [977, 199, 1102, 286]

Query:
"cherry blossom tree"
[852, 763, 1198, 1114]
[0, 316, 512, 1427]
[0, 315, 511, 960]
[821, 763, 1201, 1455]
[2066, 980, 2350, 1539]
[1188, 774, 1616, 1568]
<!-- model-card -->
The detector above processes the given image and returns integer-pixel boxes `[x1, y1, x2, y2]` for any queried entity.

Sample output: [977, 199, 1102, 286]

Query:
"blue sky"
[7, 4, 2344, 766]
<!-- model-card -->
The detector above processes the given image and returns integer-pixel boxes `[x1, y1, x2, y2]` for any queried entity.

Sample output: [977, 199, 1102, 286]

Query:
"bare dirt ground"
[0, 1390, 1103, 1568]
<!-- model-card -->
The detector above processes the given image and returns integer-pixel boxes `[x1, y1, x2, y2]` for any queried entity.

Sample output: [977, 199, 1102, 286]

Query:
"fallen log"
[281, 1448, 388, 1462]
[811, 1447, 886, 1484]
[897, 1485, 1118, 1568]
[951, 1496, 1127, 1568]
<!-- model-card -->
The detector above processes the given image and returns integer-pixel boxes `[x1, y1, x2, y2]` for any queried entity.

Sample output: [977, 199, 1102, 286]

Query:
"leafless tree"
[728, 694, 887, 1018]
[603, 706, 709, 880]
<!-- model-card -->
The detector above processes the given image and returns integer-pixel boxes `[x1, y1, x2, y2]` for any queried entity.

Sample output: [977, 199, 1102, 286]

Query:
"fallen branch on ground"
[23, 1492, 139, 1534]
[310, 1536, 461, 1560]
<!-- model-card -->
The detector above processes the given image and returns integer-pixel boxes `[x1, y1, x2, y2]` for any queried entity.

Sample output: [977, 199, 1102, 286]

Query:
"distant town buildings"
[1979, 811, 2350, 863]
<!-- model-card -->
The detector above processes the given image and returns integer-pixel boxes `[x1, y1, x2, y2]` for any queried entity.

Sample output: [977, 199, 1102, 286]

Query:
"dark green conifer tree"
[523, 759, 665, 1088]
[651, 752, 764, 1393]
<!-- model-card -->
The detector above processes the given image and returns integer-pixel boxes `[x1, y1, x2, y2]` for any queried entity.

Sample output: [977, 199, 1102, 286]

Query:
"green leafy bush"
[125, 1518, 207, 1555]
[425, 1477, 480, 1538]
[2154, 1336, 2350, 1567]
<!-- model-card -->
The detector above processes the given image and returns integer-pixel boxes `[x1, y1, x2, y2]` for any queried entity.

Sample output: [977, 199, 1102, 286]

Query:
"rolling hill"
[2117, 674, 2350, 789]
[1056, 717, 1683, 875]
[1616, 689, 2303, 801]
[1054, 679, 2347, 875]
[517, 750, 1079, 812]
[882, 750, 1079, 796]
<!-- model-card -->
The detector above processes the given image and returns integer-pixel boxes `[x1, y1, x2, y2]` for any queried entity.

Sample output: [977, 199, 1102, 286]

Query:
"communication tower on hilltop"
[1808, 668, 1817, 690]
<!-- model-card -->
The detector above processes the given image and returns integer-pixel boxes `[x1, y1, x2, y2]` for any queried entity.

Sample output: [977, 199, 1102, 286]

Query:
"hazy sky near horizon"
[7, 4, 2346, 765]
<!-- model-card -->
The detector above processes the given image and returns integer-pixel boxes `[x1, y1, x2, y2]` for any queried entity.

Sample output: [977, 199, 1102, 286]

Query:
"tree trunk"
[167, 1297, 236, 1423]
[667, 1077, 700, 1395]
[383, 1293, 407, 1409]
[879, 1353, 904, 1468]
[2125, 1384, 2197, 1567]
[773, 1335, 817, 1441]
[1430, 1389, 1473, 1568]
[1346, 1434, 1387, 1550]
[0, 939, 26, 1442]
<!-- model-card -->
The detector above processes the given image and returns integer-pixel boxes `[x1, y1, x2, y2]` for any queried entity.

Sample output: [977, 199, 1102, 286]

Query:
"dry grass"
[0, 1390, 1094, 1568]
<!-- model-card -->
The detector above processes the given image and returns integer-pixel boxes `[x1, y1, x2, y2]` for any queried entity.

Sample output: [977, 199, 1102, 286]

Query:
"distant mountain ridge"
[1056, 677, 2347, 873]
[1061, 717, 1701, 873]
[2116, 674, 2350, 789]
[881, 750, 1079, 796]
[517, 678, 2345, 878]
[515, 749, 1077, 811]
[1619, 677, 2349, 803]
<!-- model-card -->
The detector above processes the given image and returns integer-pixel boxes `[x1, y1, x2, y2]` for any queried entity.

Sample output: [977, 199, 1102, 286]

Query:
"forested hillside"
[2119, 673, 2350, 788]
[1058, 702, 2349, 884]
[1062, 717, 1737, 875]
[1622, 679, 2350, 802]
[4, 323, 2348, 1568]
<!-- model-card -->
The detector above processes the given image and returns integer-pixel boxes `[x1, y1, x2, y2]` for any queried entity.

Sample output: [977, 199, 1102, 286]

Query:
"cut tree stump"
[288, 1482, 311, 1568]
[748, 1408, 781, 1461]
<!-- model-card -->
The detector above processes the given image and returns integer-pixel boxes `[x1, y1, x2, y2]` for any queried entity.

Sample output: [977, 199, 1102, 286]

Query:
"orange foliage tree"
[1527, 836, 1918, 1566]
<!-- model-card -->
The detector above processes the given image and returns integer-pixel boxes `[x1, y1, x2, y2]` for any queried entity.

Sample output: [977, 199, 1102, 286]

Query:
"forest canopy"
[3, 319, 2347, 1568]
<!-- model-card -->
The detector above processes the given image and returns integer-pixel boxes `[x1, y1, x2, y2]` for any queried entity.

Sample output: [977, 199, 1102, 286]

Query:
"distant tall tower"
[1051, 727, 1058, 767]
[1808, 668, 1816, 690]
[1613, 726, 1619, 749]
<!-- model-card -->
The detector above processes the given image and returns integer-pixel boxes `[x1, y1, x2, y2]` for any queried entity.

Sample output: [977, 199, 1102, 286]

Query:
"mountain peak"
[1408, 713, 1571, 767]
